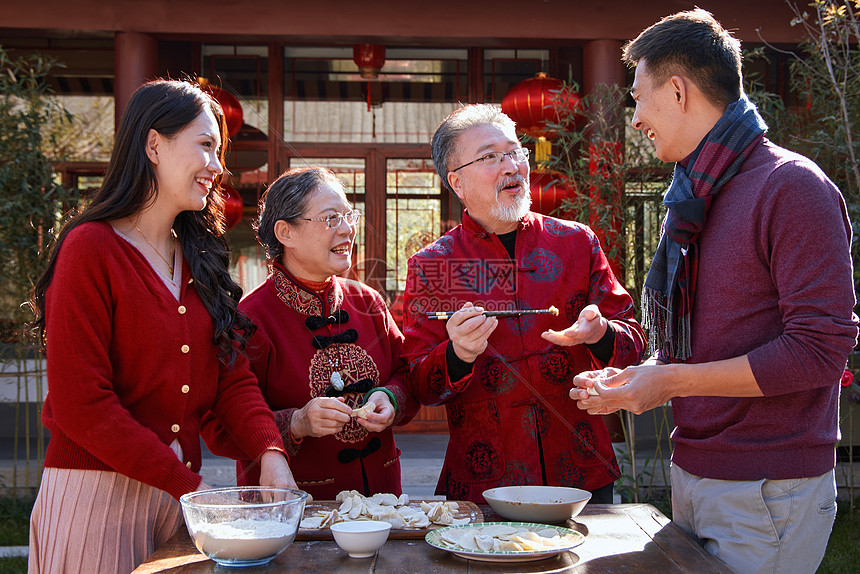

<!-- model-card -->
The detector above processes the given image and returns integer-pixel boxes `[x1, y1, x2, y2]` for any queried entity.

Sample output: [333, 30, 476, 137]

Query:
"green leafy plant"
[530, 80, 670, 298]
[0, 47, 75, 342]
[0, 46, 77, 496]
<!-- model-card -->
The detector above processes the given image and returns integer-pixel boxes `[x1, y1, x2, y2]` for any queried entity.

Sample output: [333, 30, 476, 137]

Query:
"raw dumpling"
[370, 492, 400, 507]
[336, 490, 362, 502]
[352, 403, 376, 419]
[411, 514, 431, 528]
[475, 534, 495, 551]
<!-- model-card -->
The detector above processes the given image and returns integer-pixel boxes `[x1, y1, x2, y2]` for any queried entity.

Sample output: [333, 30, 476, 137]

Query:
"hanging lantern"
[220, 184, 244, 230]
[501, 72, 582, 139]
[529, 169, 577, 217]
[502, 73, 582, 167]
[198, 77, 244, 137]
[353, 44, 386, 79]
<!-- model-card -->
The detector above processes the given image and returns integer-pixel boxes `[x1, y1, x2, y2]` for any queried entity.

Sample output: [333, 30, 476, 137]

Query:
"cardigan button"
[178, 305, 187, 315]
[171, 424, 180, 433]
[186, 461, 192, 468]
[181, 384, 190, 394]
[181, 344, 190, 354]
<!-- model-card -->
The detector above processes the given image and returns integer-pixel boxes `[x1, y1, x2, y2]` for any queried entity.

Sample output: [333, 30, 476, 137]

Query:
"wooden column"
[583, 39, 625, 94]
[583, 39, 625, 137]
[113, 32, 157, 128]
[267, 42, 285, 185]
[467, 48, 484, 104]
[364, 147, 386, 296]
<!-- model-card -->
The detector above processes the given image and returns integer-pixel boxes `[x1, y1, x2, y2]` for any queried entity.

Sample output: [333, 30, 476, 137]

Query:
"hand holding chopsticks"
[427, 305, 559, 320]
[443, 303, 500, 364]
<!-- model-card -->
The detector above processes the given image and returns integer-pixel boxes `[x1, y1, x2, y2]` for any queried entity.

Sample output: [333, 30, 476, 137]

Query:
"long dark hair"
[29, 79, 254, 363]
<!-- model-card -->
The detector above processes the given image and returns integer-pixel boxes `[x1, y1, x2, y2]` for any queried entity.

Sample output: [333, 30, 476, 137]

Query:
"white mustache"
[496, 175, 527, 194]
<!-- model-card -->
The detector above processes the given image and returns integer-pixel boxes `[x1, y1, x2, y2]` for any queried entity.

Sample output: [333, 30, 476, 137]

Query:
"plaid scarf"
[642, 94, 767, 361]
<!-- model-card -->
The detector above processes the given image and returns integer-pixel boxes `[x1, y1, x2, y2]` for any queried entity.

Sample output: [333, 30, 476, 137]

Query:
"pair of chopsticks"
[426, 306, 559, 320]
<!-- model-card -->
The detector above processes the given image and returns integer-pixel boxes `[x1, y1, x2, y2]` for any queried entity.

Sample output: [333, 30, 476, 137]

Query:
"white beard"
[491, 189, 531, 223]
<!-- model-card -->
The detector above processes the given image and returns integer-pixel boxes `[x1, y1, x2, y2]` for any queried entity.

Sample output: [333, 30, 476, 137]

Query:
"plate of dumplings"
[425, 522, 585, 562]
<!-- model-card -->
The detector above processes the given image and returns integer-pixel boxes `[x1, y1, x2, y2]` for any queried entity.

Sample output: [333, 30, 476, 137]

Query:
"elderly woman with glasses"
[203, 166, 417, 500]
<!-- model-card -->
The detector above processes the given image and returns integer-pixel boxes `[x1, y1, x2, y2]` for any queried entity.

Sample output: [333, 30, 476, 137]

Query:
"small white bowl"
[330, 520, 392, 558]
[482, 485, 592, 523]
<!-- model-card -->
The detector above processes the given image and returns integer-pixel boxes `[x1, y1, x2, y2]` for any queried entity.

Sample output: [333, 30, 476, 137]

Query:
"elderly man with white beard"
[401, 104, 646, 504]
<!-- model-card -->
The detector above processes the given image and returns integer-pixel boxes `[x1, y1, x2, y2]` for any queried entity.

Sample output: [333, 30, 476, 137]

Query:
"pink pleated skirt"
[28, 467, 184, 574]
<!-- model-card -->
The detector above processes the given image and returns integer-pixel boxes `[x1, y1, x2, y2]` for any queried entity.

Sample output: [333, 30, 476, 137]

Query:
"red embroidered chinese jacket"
[402, 211, 645, 502]
[203, 264, 417, 499]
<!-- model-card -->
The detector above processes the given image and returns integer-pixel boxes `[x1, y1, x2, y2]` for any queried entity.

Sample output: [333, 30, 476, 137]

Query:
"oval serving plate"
[425, 521, 585, 563]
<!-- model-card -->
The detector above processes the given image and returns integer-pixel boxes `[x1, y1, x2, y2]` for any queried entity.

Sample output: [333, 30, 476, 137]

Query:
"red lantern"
[529, 169, 577, 217]
[220, 184, 244, 230]
[353, 44, 386, 79]
[198, 78, 244, 137]
[501, 73, 582, 138]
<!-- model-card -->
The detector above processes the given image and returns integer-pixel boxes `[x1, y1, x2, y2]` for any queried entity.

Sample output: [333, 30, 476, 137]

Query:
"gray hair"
[431, 104, 517, 192]
[254, 166, 344, 261]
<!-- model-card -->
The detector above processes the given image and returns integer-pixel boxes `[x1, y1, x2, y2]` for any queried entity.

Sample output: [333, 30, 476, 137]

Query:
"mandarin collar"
[269, 262, 343, 316]
[461, 210, 536, 237]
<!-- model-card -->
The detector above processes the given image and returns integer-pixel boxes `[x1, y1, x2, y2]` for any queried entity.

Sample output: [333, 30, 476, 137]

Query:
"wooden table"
[133, 503, 732, 573]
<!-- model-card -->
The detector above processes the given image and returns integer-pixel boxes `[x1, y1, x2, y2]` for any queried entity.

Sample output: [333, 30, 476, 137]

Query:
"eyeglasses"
[451, 148, 530, 172]
[299, 210, 362, 229]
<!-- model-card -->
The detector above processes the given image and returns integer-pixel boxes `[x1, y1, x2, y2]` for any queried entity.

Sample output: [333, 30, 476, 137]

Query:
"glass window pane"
[284, 101, 459, 143]
[386, 159, 442, 294]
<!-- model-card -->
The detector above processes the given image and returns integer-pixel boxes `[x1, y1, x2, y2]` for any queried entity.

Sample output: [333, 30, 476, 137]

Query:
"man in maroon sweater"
[572, 9, 858, 574]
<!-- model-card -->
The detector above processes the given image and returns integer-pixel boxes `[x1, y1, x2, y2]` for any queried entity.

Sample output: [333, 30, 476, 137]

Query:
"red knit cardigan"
[41, 222, 285, 500]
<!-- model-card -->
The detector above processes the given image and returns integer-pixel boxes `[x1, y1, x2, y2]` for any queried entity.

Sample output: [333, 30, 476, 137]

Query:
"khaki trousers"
[670, 463, 836, 574]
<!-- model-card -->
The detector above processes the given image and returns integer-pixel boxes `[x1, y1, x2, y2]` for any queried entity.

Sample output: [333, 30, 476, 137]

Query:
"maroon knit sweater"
[670, 139, 858, 480]
[42, 222, 285, 500]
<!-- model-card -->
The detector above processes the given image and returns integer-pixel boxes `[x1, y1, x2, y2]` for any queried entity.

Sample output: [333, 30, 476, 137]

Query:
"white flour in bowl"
[192, 519, 297, 561]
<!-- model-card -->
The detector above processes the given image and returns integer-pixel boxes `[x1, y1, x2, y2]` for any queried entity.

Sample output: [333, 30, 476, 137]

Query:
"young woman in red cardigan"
[202, 166, 418, 500]
[27, 79, 295, 573]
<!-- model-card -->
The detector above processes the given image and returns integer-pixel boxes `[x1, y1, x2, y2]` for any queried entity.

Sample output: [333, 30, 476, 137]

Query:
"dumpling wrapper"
[458, 531, 480, 551]
[495, 539, 525, 552]
[480, 524, 519, 537]
[510, 533, 548, 551]
[440, 529, 465, 547]
[299, 515, 325, 529]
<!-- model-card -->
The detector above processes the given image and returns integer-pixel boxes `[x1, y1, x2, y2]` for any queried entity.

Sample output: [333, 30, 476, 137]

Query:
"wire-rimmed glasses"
[299, 210, 362, 229]
[451, 148, 530, 172]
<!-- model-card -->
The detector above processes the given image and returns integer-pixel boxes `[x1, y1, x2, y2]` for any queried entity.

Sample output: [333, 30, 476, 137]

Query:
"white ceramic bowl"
[482, 485, 592, 523]
[179, 487, 308, 567]
[330, 520, 392, 558]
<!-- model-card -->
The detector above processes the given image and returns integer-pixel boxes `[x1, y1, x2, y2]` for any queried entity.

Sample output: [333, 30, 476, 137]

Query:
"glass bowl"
[179, 487, 308, 567]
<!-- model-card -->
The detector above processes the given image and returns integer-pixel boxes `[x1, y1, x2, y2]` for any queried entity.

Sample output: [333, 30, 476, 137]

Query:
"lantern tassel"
[536, 136, 552, 164]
